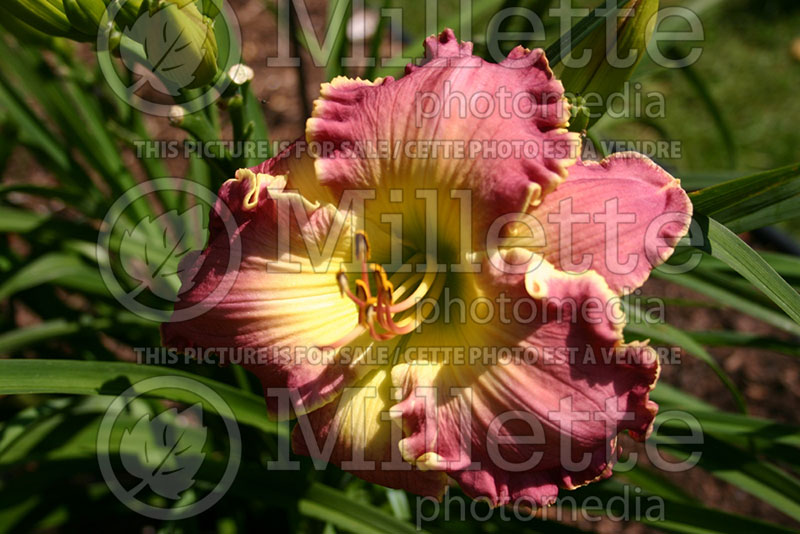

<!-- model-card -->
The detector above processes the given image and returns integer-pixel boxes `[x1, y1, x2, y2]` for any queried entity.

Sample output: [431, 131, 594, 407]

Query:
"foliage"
[1, 0, 799, 532]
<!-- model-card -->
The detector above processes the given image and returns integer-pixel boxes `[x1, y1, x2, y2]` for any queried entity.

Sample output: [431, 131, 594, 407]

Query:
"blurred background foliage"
[1, 0, 800, 533]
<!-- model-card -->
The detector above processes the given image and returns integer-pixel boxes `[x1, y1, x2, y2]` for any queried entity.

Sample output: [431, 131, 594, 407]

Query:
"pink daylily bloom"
[162, 29, 692, 507]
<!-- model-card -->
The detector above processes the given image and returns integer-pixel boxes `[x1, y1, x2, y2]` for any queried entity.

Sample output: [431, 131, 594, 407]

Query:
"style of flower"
[162, 29, 692, 507]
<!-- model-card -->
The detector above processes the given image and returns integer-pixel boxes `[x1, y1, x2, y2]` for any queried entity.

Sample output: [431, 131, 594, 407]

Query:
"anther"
[355, 231, 370, 261]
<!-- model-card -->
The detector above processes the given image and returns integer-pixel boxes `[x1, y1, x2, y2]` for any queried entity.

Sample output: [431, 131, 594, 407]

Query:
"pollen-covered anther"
[355, 230, 370, 262]
[325, 234, 447, 347]
[336, 270, 348, 297]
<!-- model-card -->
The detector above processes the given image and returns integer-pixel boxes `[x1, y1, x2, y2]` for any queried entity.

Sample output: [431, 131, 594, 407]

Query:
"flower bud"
[568, 97, 591, 133]
[556, 0, 658, 128]
[104, 0, 143, 28]
[62, 0, 105, 37]
[0, 10, 59, 47]
[0, 0, 75, 37]
[124, 0, 219, 90]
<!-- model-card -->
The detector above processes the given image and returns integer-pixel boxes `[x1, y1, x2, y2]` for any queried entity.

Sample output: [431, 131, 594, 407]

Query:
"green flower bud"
[568, 97, 591, 133]
[0, 0, 75, 38]
[0, 10, 59, 47]
[194, 0, 219, 20]
[62, 0, 106, 37]
[556, 0, 658, 128]
[123, 0, 219, 90]
[103, 0, 144, 29]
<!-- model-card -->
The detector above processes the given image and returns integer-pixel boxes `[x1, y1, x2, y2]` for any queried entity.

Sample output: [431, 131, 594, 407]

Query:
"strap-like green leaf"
[692, 214, 800, 325]
[0, 206, 49, 234]
[625, 318, 747, 412]
[544, 0, 631, 67]
[690, 162, 800, 231]
[684, 330, 800, 358]
[300, 483, 424, 534]
[656, 269, 800, 336]
[0, 253, 109, 300]
[0, 359, 283, 436]
[654, 434, 800, 521]
[573, 479, 798, 534]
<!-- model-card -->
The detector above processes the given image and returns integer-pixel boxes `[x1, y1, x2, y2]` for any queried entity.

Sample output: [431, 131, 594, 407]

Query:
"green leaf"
[616, 465, 694, 504]
[653, 270, 800, 336]
[726, 196, 800, 234]
[672, 57, 737, 168]
[0, 359, 284, 437]
[371, 1, 511, 77]
[544, 0, 632, 67]
[0, 253, 109, 300]
[573, 480, 798, 534]
[690, 162, 800, 231]
[692, 214, 800, 326]
[684, 330, 800, 358]
[323, 0, 350, 80]
[654, 434, 800, 521]
[681, 250, 800, 285]
[300, 483, 423, 534]
[120, 404, 208, 500]
[651, 385, 800, 449]
[624, 318, 746, 412]
[118, 204, 205, 299]
[0, 206, 49, 233]
[650, 382, 713, 411]
[241, 83, 271, 164]
[0, 318, 105, 354]
[363, 0, 390, 81]
[0, 75, 71, 173]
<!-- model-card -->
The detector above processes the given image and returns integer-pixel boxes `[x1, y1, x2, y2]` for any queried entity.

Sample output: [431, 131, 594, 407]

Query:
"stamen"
[338, 270, 368, 307]
[328, 235, 446, 347]
[355, 231, 370, 262]
[337, 270, 348, 297]
[355, 230, 371, 289]
[388, 257, 438, 313]
[364, 305, 394, 341]
[380, 272, 446, 336]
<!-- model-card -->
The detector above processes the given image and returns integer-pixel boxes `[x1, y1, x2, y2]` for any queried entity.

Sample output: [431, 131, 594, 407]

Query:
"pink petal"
[535, 152, 693, 294]
[388, 258, 658, 506]
[161, 165, 378, 417]
[306, 28, 581, 244]
[291, 369, 448, 497]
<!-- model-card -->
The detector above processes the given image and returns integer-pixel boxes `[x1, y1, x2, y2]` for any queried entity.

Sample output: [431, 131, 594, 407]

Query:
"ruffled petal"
[533, 152, 693, 294]
[161, 167, 380, 417]
[251, 139, 337, 207]
[305, 28, 581, 247]
[159, 29, 682, 505]
[388, 256, 658, 506]
[291, 368, 448, 497]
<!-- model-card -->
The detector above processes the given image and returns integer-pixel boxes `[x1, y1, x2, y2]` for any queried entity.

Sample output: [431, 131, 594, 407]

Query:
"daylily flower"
[162, 29, 692, 507]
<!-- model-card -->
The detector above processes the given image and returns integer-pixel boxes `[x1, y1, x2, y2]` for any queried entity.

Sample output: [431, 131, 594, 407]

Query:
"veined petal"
[388, 255, 658, 506]
[292, 368, 448, 497]
[161, 168, 381, 417]
[534, 152, 693, 294]
[305, 28, 581, 248]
